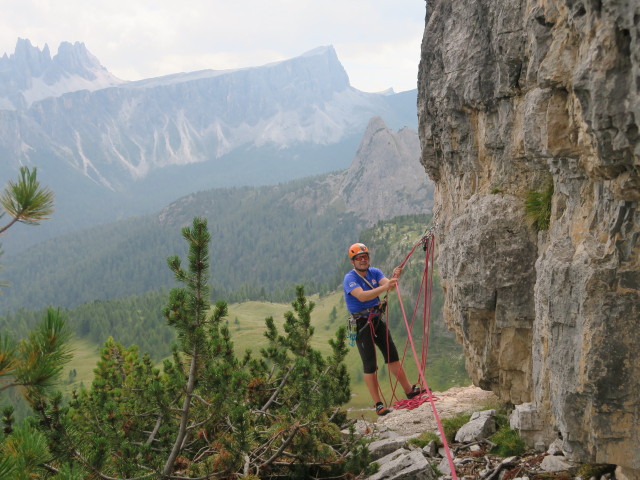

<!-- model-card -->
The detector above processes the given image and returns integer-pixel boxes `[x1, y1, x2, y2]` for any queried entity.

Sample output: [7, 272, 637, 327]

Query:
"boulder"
[455, 409, 496, 443]
[367, 449, 436, 480]
[368, 436, 417, 462]
[540, 454, 573, 472]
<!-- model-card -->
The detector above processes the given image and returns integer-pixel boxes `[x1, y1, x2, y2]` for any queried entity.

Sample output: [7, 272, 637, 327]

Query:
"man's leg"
[356, 319, 392, 414]
[388, 360, 413, 395]
[372, 323, 416, 397]
[364, 372, 381, 404]
[356, 322, 381, 405]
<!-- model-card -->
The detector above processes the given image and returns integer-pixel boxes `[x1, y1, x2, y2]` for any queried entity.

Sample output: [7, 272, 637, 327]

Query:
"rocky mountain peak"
[11, 38, 52, 78]
[52, 41, 103, 80]
[293, 44, 349, 83]
[338, 116, 433, 225]
[0, 41, 415, 188]
[0, 42, 418, 253]
[0, 38, 122, 109]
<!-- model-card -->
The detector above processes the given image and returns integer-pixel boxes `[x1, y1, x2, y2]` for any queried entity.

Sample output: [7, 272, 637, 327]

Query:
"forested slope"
[1, 214, 467, 393]
[2, 214, 438, 362]
[1, 175, 363, 313]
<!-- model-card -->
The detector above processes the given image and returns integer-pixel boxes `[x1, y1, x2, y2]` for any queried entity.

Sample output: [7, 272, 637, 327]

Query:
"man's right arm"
[349, 280, 396, 302]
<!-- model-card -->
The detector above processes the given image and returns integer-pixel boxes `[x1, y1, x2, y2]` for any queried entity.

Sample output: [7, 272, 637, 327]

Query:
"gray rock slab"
[455, 409, 496, 443]
[368, 436, 413, 461]
[368, 449, 436, 480]
[541, 455, 573, 472]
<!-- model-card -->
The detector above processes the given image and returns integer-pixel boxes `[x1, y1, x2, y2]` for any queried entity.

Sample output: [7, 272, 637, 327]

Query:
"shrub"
[489, 426, 526, 457]
[525, 180, 553, 231]
[575, 463, 616, 479]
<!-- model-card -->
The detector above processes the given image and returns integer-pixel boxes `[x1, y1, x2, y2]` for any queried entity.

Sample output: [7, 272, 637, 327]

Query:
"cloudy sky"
[0, 1, 426, 93]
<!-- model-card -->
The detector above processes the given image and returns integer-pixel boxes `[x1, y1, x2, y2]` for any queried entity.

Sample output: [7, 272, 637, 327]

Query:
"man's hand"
[385, 277, 399, 291]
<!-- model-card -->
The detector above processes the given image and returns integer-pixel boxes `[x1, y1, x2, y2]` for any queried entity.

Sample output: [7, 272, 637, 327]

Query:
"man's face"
[352, 253, 369, 269]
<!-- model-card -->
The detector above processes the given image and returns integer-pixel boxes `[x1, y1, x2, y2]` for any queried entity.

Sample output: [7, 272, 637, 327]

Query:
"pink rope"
[391, 233, 458, 480]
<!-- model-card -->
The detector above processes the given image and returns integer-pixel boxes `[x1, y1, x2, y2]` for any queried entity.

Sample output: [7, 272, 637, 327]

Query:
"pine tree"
[0, 168, 63, 478]
[0, 309, 73, 479]
[161, 216, 232, 476]
[0, 308, 72, 402]
[4, 217, 371, 479]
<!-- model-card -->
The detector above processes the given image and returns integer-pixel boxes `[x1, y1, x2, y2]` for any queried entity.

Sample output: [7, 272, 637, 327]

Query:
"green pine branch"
[0, 308, 72, 399]
[0, 166, 54, 234]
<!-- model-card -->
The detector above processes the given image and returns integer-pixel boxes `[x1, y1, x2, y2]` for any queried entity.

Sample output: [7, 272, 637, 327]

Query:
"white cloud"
[0, 0, 425, 92]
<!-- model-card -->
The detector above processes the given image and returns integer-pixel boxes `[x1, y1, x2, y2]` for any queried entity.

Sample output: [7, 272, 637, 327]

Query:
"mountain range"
[1, 116, 433, 314]
[0, 39, 418, 253]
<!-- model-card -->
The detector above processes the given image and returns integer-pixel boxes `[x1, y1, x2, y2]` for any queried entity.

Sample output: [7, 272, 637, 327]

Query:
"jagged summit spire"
[10, 38, 53, 77]
[0, 38, 123, 110]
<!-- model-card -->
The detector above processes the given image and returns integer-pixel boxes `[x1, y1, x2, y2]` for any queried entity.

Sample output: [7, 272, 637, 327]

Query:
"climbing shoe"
[406, 385, 427, 400]
[375, 402, 391, 416]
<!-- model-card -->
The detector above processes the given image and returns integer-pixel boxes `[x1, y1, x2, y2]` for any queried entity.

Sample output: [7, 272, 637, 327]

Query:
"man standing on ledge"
[343, 242, 424, 416]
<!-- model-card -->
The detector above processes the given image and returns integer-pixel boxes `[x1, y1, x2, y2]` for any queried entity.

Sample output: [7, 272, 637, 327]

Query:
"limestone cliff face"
[418, 0, 639, 471]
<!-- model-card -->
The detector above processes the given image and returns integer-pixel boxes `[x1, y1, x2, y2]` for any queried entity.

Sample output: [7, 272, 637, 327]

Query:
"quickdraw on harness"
[347, 317, 358, 346]
[348, 307, 382, 346]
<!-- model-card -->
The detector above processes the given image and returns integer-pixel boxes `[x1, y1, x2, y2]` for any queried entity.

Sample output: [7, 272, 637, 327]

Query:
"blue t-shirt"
[343, 267, 385, 314]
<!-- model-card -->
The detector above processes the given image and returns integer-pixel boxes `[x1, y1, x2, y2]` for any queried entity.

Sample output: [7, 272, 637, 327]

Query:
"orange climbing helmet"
[348, 243, 369, 260]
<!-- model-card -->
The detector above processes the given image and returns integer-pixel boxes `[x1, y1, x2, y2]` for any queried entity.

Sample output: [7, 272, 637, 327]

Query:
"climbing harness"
[346, 268, 386, 346]
[347, 303, 386, 347]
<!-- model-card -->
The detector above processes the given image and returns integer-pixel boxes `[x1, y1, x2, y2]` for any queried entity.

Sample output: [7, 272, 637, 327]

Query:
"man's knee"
[363, 361, 377, 374]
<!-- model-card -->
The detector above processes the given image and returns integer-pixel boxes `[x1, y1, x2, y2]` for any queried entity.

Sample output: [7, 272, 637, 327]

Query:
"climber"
[343, 242, 425, 416]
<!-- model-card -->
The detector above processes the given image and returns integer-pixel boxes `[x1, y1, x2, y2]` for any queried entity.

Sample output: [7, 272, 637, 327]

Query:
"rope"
[346, 225, 458, 478]
[367, 309, 389, 409]
[387, 230, 459, 480]
[380, 226, 435, 404]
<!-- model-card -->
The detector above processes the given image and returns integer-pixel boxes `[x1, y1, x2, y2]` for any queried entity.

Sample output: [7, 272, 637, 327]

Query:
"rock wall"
[417, 0, 639, 471]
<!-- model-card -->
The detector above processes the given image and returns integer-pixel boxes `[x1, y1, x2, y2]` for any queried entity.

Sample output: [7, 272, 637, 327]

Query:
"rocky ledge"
[347, 386, 631, 480]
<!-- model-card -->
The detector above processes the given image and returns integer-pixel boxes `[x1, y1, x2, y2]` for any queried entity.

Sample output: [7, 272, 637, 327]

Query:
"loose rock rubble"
[343, 386, 622, 480]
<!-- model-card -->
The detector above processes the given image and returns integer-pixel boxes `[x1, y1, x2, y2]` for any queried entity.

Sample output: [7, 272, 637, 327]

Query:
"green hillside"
[1, 175, 365, 314]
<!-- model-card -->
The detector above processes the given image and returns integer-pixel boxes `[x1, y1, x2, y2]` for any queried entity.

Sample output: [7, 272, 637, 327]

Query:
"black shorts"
[354, 314, 400, 374]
